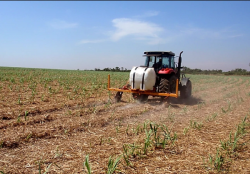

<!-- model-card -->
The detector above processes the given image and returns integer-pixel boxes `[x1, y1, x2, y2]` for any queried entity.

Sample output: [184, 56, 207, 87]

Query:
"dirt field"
[0, 67, 250, 173]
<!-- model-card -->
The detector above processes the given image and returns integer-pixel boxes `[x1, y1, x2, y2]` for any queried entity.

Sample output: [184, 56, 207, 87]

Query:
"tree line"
[181, 67, 250, 75]
[94, 67, 130, 72]
[94, 66, 250, 75]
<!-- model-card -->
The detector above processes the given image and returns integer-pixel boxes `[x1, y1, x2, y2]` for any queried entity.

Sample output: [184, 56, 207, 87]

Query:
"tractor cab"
[143, 51, 176, 74]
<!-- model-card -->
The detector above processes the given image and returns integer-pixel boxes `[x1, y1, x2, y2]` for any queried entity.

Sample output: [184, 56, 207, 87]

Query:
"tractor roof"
[143, 51, 175, 56]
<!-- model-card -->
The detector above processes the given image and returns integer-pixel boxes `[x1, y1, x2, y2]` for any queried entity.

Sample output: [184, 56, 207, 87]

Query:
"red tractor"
[107, 51, 192, 102]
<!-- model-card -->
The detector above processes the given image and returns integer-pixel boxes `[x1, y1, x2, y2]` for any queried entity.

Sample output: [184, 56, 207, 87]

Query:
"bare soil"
[0, 75, 250, 174]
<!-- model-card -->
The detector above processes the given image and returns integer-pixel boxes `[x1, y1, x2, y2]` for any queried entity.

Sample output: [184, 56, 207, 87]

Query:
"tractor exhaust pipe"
[177, 51, 183, 80]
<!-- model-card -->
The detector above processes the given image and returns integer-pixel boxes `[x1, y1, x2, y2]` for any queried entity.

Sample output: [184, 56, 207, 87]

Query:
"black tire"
[159, 78, 169, 93]
[180, 80, 192, 98]
[169, 76, 177, 93]
[159, 78, 169, 100]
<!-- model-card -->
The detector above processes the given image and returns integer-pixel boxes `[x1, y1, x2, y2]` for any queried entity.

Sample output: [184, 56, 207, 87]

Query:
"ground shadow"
[168, 95, 204, 106]
[119, 100, 129, 103]
[144, 98, 164, 105]
[117, 95, 204, 107]
[145, 95, 204, 107]
[144, 98, 181, 108]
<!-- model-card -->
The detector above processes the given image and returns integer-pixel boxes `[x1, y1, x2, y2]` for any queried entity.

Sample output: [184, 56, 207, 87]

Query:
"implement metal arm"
[107, 74, 179, 98]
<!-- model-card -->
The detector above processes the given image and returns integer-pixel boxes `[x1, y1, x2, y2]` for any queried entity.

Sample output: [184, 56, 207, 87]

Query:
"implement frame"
[107, 74, 179, 98]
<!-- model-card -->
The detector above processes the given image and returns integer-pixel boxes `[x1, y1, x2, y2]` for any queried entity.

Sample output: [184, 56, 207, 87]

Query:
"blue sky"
[1, 1, 250, 71]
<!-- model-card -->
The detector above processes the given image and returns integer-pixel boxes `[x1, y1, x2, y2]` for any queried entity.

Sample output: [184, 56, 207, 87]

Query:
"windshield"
[162, 56, 175, 68]
[161, 57, 170, 68]
[145, 55, 175, 68]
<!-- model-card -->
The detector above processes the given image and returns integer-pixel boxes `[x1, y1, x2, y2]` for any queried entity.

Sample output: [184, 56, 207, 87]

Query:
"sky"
[0, 1, 250, 72]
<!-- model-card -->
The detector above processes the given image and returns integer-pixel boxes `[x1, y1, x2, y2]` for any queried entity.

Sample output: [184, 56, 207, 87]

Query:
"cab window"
[170, 56, 175, 69]
[162, 57, 170, 68]
[145, 56, 155, 67]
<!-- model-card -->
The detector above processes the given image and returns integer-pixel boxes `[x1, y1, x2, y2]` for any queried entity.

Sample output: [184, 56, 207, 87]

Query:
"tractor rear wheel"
[180, 80, 192, 98]
[159, 78, 169, 100]
[159, 78, 169, 93]
[169, 76, 177, 93]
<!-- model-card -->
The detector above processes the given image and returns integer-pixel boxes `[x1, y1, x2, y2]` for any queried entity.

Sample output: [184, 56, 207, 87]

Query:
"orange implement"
[107, 74, 179, 98]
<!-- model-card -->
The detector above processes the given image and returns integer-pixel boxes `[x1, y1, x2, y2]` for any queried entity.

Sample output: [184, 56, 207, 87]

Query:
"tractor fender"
[180, 77, 190, 86]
